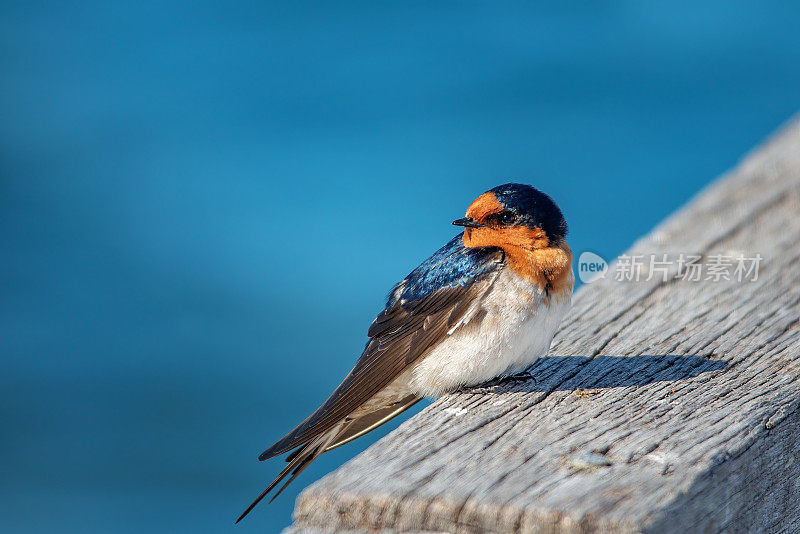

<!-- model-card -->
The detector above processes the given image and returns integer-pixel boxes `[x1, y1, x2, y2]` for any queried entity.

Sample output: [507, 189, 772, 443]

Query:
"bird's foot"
[466, 370, 536, 393]
[503, 370, 537, 386]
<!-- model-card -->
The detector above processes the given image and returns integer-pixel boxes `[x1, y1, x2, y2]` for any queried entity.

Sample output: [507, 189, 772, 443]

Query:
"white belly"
[407, 269, 572, 396]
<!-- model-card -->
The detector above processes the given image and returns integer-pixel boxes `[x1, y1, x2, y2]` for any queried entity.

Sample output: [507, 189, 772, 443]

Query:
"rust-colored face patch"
[464, 192, 505, 223]
[462, 191, 549, 251]
[462, 225, 549, 251]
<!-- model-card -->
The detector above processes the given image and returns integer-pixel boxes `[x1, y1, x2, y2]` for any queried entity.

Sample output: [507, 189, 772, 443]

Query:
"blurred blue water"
[2, 2, 800, 532]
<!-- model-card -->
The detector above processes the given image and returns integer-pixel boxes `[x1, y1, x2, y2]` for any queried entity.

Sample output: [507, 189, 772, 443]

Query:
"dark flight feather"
[323, 394, 421, 453]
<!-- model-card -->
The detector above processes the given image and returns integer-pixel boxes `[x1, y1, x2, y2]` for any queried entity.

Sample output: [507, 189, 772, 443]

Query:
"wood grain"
[286, 117, 800, 533]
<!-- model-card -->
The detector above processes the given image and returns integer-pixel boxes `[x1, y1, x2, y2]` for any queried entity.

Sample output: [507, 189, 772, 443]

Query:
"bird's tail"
[235, 394, 421, 523]
[234, 424, 343, 524]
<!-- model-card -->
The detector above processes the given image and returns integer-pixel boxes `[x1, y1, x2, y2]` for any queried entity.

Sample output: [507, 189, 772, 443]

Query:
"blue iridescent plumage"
[387, 235, 504, 306]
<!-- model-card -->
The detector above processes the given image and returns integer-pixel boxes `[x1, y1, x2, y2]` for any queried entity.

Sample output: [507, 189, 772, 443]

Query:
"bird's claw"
[466, 370, 536, 393]
[505, 370, 536, 384]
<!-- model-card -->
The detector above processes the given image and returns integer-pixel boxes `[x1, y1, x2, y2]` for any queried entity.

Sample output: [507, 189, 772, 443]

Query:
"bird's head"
[453, 183, 567, 251]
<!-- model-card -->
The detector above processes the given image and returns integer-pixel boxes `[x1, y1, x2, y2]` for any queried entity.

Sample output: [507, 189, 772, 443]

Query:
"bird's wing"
[258, 237, 505, 460]
[321, 393, 421, 453]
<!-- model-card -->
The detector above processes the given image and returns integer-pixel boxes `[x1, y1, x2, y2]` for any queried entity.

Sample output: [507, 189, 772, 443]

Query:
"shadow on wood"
[471, 355, 727, 393]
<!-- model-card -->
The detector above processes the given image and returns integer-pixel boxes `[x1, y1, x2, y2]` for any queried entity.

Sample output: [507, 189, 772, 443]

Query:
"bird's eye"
[499, 211, 516, 225]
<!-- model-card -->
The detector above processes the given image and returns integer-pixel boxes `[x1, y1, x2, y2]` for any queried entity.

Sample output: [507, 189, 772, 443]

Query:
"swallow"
[236, 183, 573, 523]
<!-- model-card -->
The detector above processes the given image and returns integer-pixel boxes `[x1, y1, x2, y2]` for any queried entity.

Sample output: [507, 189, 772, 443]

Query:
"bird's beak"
[452, 217, 484, 228]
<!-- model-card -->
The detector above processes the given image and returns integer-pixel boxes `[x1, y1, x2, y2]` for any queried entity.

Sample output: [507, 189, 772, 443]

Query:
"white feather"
[406, 268, 572, 396]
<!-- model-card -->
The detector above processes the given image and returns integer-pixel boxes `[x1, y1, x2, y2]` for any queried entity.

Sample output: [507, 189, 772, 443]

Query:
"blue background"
[2, 2, 799, 532]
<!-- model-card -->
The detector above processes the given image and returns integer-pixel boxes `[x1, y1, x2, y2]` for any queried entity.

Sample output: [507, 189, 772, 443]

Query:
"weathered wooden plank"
[286, 117, 800, 534]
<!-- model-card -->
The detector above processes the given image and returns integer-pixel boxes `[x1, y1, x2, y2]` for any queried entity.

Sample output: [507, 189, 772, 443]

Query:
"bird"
[236, 183, 573, 523]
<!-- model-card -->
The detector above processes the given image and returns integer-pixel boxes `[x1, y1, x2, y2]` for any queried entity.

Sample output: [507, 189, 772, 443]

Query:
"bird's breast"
[406, 267, 573, 396]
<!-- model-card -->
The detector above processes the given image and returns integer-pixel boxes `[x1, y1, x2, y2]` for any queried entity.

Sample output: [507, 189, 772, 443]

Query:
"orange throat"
[463, 228, 573, 295]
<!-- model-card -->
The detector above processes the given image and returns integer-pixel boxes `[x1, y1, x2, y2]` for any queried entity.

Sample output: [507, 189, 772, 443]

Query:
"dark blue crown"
[489, 183, 568, 240]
